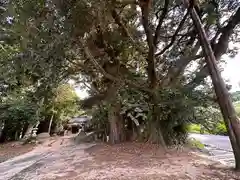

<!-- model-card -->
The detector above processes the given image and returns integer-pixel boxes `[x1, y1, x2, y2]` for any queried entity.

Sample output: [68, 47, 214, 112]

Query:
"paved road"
[189, 133, 232, 151]
[189, 133, 235, 166]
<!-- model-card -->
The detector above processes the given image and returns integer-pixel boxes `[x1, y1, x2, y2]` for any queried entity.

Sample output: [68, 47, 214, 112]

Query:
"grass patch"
[188, 124, 201, 133]
[188, 138, 205, 149]
[235, 102, 240, 114]
[188, 123, 227, 135]
[188, 124, 209, 134]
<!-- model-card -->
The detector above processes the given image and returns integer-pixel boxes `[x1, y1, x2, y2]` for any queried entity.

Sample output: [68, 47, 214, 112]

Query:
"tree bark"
[108, 101, 124, 144]
[22, 122, 29, 138]
[186, 1, 240, 170]
[0, 126, 6, 143]
[140, 1, 166, 148]
[48, 113, 54, 134]
[148, 93, 167, 148]
[0, 120, 4, 142]
[15, 131, 19, 141]
[23, 125, 34, 139]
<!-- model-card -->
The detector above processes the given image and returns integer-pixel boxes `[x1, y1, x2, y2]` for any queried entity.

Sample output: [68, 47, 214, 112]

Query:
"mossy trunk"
[108, 102, 125, 144]
[148, 93, 166, 148]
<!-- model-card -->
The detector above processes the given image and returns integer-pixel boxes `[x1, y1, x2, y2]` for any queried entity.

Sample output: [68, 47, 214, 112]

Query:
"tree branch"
[214, 7, 240, 59]
[80, 39, 120, 82]
[187, 7, 240, 89]
[155, 7, 190, 57]
[114, 0, 137, 6]
[161, 54, 203, 86]
[66, 58, 84, 68]
[80, 39, 151, 92]
[81, 83, 119, 109]
[140, 1, 154, 51]
[111, 8, 145, 54]
[153, 0, 169, 46]
[111, 9, 134, 41]
[140, 0, 157, 88]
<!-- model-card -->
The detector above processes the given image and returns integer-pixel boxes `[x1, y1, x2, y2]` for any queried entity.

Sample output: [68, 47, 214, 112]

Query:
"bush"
[0, 102, 38, 142]
[188, 124, 201, 133]
[188, 122, 227, 136]
[188, 124, 209, 134]
[235, 103, 240, 115]
[188, 138, 205, 149]
[213, 121, 227, 135]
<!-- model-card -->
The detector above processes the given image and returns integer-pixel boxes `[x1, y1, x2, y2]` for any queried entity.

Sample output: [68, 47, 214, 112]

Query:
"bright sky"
[222, 52, 240, 92]
[75, 52, 240, 99]
[75, 88, 89, 99]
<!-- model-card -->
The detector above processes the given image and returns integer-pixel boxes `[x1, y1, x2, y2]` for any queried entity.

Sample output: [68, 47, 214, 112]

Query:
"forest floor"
[1, 135, 240, 180]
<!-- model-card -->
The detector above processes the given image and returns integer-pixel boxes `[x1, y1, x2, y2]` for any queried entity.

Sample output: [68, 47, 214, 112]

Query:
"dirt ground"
[2, 137, 240, 180]
[81, 143, 240, 180]
[0, 141, 35, 163]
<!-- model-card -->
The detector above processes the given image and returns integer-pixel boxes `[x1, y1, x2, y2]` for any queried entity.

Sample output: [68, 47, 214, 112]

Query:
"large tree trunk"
[108, 101, 124, 144]
[148, 93, 167, 148]
[187, 1, 240, 170]
[140, 1, 166, 148]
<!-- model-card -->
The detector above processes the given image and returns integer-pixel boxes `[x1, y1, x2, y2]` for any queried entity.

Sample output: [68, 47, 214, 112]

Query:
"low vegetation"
[189, 102, 240, 136]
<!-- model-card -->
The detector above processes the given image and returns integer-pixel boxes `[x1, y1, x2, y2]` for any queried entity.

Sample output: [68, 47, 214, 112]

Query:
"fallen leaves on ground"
[5, 137, 240, 180]
[0, 141, 35, 163]
[80, 142, 240, 180]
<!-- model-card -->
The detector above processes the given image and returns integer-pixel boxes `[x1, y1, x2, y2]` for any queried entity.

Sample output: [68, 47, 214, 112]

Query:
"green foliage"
[188, 121, 227, 136]
[188, 124, 202, 134]
[1, 0, 239, 146]
[235, 102, 240, 114]
[213, 122, 227, 135]
[0, 91, 38, 141]
[232, 91, 240, 102]
[50, 84, 80, 123]
[155, 88, 203, 145]
[91, 105, 109, 136]
[0, 83, 80, 141]
[36, 83, 80, 134]
[2, 104, 37, 138]
[89, 87, 214, 145]
[188, 102, 240, 136]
